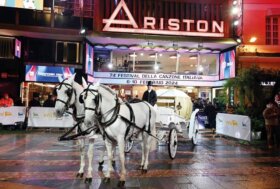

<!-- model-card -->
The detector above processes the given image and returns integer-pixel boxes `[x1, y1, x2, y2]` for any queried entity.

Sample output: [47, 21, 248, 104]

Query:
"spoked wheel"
[168, 128, 178, 159]
[125, 140, 134, 153]
[191, 118, 199, 145]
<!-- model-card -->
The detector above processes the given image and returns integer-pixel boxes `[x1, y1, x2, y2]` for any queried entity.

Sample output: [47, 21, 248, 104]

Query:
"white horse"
[82, 82, 157, 187]
[54, 74, 102, 183]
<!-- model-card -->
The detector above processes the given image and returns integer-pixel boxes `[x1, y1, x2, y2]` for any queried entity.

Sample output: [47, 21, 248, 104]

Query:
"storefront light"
[177, 48, 189, 53]
[199, 49, 212, 53]
[153, 46, 165, 52]
[233, 0, 238, 5]
[159, 53, 163, 57]
[212, 50, 220, 53]
[232, 7, 238, 15]
[198, 65, 204, 72]
[249, 37, 257, 43]
[140, 53, 144, 56]
[154, 64, 159, 71]
[108, 63, 113, 69]
[189, 49, 198, 53]
[233, 20, 239, 26]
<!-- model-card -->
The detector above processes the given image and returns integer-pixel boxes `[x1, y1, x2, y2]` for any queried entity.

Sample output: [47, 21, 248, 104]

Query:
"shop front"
[21, 65, 75, 106]
[84, 0, 237, 102]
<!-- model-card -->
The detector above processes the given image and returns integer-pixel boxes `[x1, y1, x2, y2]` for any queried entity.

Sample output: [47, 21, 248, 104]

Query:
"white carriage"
[126, 89, 200, 159]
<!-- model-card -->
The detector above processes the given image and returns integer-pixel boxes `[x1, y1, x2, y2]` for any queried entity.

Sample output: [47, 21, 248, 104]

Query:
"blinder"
[79, 94, 84, 104]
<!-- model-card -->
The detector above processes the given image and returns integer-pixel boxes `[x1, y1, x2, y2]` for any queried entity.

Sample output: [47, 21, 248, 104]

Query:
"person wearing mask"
[263, 101, 280, 149]
[0, 93, 14, 107]
[142, 81, 157, 106]
[43, 94, 56, 107]
[29, 92, 41, 107]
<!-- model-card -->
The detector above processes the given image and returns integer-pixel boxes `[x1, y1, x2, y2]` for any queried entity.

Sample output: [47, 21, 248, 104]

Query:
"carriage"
[125, 89, 200, 159]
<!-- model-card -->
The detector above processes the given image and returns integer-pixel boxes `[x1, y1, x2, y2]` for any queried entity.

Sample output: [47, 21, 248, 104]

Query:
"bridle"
[55, 79, 75, 111]
[81, 84, 120, 127]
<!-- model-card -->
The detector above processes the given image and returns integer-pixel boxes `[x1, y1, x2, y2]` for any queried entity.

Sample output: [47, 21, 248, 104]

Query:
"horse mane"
[73, 71, 85, 86]
[99, 84, 116, 96]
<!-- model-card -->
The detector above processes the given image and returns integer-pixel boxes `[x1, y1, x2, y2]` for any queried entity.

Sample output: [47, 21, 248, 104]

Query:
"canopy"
[156, 89, 193, 119]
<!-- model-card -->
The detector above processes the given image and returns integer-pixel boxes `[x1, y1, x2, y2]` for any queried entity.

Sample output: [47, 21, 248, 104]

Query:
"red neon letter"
[183, 19, 194, 31]
[168, 19, 180, 31]
[144, 17, 156, 29]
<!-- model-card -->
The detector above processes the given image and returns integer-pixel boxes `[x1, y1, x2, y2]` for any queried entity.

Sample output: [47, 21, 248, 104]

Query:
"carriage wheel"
[125, 140, 134, 153]
[168, 128, 178, 159]
[191, 118, 199, 145]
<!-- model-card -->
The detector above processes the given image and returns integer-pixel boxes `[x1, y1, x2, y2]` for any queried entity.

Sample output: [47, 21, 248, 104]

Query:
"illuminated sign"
[103, 0, 224, 37]
[25, 65, 75, 83]
[85, 43, 94, 76]
[0, 0, 43, 10]
[93, 72, 225, 87]
[15, 39, 21, 58]
[220, 50, 236, 80]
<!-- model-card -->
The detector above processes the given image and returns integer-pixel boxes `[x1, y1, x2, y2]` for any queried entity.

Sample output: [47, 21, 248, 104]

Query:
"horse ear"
[68, 73, 76, 84]
[82, 77, 88, 88]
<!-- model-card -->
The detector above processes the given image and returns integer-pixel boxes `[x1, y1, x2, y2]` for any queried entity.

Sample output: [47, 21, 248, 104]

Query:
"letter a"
[103, 0, 138, 31]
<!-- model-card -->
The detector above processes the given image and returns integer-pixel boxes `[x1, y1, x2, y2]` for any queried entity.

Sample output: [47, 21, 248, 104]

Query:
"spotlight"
[232, 7, 238, 15]
[236, 38, 242, 43]
[154, 64, 159, 71]
[80, 28, 86, 35]
[233, 0, 237, 5]
[108, 63, 113, 69]
[233, 20, 239, 26]
[249, 37, 257, 43]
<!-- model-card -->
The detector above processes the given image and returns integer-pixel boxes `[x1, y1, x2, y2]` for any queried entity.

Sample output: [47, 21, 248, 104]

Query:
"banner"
[216, 113, 251, 141]
[25, 65, 75, 83]
[0, 0, 43, 10]
[0, 106, 26, 125]
[93, 72, 225, 87]
[28, 107, 74, 128]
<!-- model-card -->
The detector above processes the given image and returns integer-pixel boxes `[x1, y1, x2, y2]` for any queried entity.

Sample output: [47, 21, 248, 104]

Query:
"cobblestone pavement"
[0, 131, 279, 189]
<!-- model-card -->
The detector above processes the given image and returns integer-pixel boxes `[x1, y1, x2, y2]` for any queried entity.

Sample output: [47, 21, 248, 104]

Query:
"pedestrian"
[0, 93, 14, 107]
[263, 100, 280, 149]
[204, 102, 217, 132]
[43, 94, 56, 107]
[29, 92, 41, 107]
[142, 81, 157, 106]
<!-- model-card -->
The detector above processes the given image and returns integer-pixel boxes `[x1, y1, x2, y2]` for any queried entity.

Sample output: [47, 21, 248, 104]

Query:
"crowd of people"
[0, 92, 56, 108]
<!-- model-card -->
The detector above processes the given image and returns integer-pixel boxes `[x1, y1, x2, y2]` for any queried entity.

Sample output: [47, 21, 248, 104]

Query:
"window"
[266, 16, 279, 45]
[56, 41, 80, 64]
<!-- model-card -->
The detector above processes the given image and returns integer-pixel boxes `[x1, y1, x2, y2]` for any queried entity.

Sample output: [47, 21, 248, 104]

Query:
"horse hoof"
[141, 169, 148, 174]
[138, 165, 144, 170]
[76, 173, 84, 178]
[85, 178, 92, 184]
[98, 165, 103, 171]
[103, 177, 110, 183]
[112, 160, 116, 166]
[99, 161, 104, 166]
[117, 180, 125, 187]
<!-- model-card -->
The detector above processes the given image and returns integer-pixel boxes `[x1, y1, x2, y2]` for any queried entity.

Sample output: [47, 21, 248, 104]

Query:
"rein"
[55, 79, 75, 111]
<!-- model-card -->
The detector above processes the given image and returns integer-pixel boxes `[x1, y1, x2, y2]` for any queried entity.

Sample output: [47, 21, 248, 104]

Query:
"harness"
[55, 80, 93, 141]
[82, 85, 154, 143]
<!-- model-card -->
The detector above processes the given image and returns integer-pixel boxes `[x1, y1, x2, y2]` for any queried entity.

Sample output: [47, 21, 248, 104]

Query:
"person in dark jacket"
[142, 81, 157, 106]
[43, 94, 56, 107]
[263, 101, 280, 149]
[29, 92, 41, 107]
[204, 102, 217, 131]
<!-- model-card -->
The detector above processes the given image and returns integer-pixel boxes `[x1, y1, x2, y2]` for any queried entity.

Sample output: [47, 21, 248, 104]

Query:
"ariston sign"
[103, 0, 224, 37]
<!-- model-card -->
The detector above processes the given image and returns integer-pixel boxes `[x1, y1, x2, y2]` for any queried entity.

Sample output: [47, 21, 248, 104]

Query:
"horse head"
[81, 82, 101, 128]
[55, 74, 76, 117]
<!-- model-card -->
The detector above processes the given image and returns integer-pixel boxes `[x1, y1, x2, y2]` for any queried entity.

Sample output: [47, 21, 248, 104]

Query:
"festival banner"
[28, 107, 74, 128]
[0, 106, 26, 125]
[93, 72, 224, 87]
[216, 113, 251, 141]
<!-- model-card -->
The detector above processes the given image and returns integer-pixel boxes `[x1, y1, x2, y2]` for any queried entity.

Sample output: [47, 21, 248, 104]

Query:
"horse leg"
[142, 134, 152, 173]
[85, 139, 94, 183]
[98, 145, 106, 166]
[140, 133, 145, 170]
[103, 139, 113, 183]
[112, 143, 116, 167]
[77, 138, 85, 178]
[117, 137, 126, 187]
